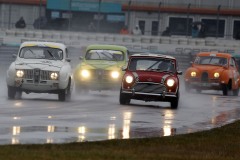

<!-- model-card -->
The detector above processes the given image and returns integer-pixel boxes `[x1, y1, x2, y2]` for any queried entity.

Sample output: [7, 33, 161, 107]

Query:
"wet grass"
[0, 120, 240, 160]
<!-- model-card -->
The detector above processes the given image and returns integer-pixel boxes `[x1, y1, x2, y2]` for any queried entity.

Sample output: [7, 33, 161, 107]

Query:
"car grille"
[133, 83, 166, 94]
[201, 72, 208, 82]
[22, 69, 55, 81]
[91, 69, 111, 81]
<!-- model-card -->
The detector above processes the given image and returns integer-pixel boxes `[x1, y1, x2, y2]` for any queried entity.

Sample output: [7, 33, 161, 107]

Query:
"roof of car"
[197, 52, 232, 58]
[86, 44, 128, 52]
[20, 41, 67, 50]
[130, 53, 176, 60]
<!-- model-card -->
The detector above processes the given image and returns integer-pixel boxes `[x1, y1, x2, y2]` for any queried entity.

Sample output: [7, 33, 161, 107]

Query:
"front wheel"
[119, 89, 131, 105]
[222, 84, 228, 96]
[170, 91, 179, 109]
[58, 80, 71, 101]
[8, 86, 16, 99]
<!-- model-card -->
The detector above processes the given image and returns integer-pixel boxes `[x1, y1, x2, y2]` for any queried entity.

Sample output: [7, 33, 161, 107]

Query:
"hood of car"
[15, 59, 64, 70]
[81, 60, 125, 70]
[133, 71, 173, 83]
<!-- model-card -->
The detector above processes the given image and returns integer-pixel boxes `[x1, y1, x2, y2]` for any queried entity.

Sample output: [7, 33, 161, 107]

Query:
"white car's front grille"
[22, 69, 55, 81]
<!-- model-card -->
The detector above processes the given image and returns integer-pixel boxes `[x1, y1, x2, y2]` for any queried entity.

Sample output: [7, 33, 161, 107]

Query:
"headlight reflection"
[122, 112, 132, 139]
[77, 126, 86, 142]
[108, 124, 115, 139]
[163, 110, 175, 136]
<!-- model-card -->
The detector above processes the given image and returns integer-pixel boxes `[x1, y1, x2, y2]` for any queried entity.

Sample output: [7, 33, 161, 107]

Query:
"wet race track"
[1, 46, 240, 145]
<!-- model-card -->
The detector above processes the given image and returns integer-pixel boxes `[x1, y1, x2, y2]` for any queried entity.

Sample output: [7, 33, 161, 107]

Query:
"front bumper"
[186, 81, 223, 90]
[13, 78, 60, 93]
[122, 89, 177, 98]
[75, 80, 121, 90]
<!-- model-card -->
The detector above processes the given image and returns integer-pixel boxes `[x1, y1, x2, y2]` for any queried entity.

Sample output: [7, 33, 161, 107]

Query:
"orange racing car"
[184, 52, 240, 96]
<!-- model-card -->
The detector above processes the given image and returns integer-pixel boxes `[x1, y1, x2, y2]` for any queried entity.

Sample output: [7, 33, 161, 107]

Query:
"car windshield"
[85, 49, 124, 61]
[129, 57, 175, 72]
[19, 47, 63, 60]
[194, 56, 228, 66]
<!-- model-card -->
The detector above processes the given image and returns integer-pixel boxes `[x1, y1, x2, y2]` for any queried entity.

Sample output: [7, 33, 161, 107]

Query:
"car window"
[19, 47, 63, 60]
[85, 50, 124, 61]
[195, 56, 227, 66]
[230, 58, 236, 68]
[129, 57, 175, 72]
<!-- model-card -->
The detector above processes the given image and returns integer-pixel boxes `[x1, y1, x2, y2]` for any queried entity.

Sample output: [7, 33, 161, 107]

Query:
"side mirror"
[12, 54, 17, 58]
[79, 56, 83, 60]
[190, 61, 193, 67]
[121, 66, 127, 71]
[177, 71, 182, 75]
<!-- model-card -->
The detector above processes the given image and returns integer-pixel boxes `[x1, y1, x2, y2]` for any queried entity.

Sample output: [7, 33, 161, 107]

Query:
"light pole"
[186, 3, 191, 37]
[127, 1, 131, 31]
[216, 5, 221, 38]
[8, 2, 12, 29]
[68, 0, 72, 31]
[97, 0, 102, 32]
[39, 0, 42, 29]
[157, 2, 162, 36]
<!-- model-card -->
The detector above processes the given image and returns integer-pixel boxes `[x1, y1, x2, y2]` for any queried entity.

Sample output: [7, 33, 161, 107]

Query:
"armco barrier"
[1, 29, 240, 54]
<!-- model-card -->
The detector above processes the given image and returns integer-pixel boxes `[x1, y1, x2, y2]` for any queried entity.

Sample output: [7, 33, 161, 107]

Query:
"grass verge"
[0, 120, 240, 160]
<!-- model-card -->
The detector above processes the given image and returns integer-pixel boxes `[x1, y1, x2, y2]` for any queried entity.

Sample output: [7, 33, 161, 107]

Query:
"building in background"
[1, 0, 240, 39]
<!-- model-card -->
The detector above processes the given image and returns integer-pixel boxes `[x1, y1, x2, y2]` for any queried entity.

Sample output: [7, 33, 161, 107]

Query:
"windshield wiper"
[47, 50, 56, 60]
[148, 68, 173, 73]
[146, 61, 160, 70]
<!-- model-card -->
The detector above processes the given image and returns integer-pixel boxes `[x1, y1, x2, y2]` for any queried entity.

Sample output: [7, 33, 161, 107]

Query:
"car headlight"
[111, 71, 120, 79]
[16, 70, 24, 78]
[81, 69, 90, 78]
[166, 78, 175, 87]
[125, 75, 133, 83]
[191, 71, 196, 77]
[214, 72, 219, 78]
[50, 72, 58, 80]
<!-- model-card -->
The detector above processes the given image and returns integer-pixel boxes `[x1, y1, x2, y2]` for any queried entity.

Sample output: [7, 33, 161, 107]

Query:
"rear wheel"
[8, 86, 16, 99]
[119, 89, 131, 105]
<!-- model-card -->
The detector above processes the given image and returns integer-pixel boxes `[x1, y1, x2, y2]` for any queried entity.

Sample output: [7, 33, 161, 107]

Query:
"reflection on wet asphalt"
[1, 80, 240, 145]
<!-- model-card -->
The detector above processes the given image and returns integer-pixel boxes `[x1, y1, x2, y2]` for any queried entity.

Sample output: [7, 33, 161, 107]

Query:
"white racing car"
[6, 41, 73, 101]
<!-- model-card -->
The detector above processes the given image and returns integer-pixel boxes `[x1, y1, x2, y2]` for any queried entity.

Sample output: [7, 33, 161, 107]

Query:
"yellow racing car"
[74, 44, 129, 92]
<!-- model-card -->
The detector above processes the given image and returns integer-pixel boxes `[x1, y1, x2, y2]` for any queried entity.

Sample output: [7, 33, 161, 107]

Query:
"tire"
[58, 90, 66, 101]
[119, 89, 131, 105]
[58, 80, 71, 101]
[170, 91, 179, 109]
[8, 86, 16, 99]
[222, 84, 228, 96]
